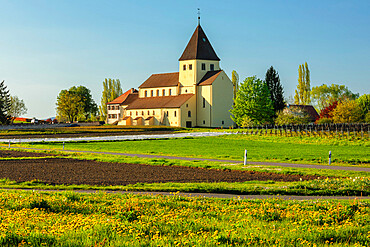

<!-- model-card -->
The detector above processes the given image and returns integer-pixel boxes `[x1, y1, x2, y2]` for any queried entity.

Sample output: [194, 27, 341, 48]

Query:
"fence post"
[8, 140, 10, 148]
[244, 149, 247, 166]
[329, 151, 332, 165]
[63, 142, 65, 150]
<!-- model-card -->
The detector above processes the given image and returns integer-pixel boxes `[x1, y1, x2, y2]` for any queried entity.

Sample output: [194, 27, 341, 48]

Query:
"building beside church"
[107, 24, 234, 128]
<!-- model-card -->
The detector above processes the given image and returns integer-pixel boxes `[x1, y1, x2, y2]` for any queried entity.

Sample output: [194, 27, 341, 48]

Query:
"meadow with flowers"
[0, 189, 369, 246]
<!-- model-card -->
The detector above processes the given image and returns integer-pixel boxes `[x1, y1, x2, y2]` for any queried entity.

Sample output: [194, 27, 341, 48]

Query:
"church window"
[153, 110, 155, 115]
[148, 110, 150, 115]
[203, 120, 205, 124]
[188, 111, 191, 117]
[186, 104, 188, 108]
[185, 89, 188, 93]
[156, 90, 159, 96]
[169, 89, 172, 95]
[107, 106, 110, 110]
[203, 97, 206, 108]
[201, 63, 206, 70]
[151, 90, 153, 97]
[222, 120, 225, 125]
[136, 111, 138, 116]
[183, 64, 186, 70]
[174, 111, 177, 117]
[210, 64, 214, 71]
[130, 112, 132, 116]
[142, 111, 144, 115]
[144, 91, 147, 97]
[116, 106, 119, 110]
[163, 89, 166, 96]
[189, 64, 192, 70]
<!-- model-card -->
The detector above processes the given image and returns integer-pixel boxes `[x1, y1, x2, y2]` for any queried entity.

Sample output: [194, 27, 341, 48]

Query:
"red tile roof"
[198, 70, 222, 86]
[139, 72, 179, 88]
[179, 25, 220, 61]
[126, 94, 194, 110]
[107, 88, 138, 105]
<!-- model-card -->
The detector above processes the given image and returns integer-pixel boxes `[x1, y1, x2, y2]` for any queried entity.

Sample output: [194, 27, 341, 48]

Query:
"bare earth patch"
[0, 150, 317, 185]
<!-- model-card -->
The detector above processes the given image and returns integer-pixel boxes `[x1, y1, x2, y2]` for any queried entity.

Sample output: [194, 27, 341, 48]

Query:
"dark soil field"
[0, 150, 317, 186]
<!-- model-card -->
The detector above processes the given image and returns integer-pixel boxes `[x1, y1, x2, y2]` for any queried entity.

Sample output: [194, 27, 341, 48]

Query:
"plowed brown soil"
[0, 150, 317, 185]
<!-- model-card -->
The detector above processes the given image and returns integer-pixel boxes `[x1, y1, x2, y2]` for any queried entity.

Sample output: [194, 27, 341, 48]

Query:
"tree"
[294, 62, 311, 105]
[332, 100, 362, 123]
[9, 96, 27, 121]
[231, 70, 239, 99]
[99, 78, 123, 120]
[0, 80, 11, 125]
[311, 83, 359, 110]
[356, 94, 370, 120]
[265, 66, 285, 115]
[56, 90, 83, 123]
[230, 76, 274, 126]
[69, 86, 98, 120]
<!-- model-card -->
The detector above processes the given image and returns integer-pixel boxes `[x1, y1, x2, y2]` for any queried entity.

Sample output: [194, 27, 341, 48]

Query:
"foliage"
[319, 100, 338, 119]
[56, 90, 83, 123]
[265, 66, 285, 114]
[230, 76, 274, 126]
[357, 94, 370, 120]
[311, 83, 359, 110]
[231, 70, 239, 99]
[69, 86, 98, 120]
[0, 80, 11, 125]
[365, 112, 370, 123]
[275, 106, 311, 125]
[294, 62, 311, 105]
[0, 190, 368, 246]
[99, 78, 123, 121]
[315, 117, 333, 124]
[332, 100, 362, 123]
[9, 95, 27, 120]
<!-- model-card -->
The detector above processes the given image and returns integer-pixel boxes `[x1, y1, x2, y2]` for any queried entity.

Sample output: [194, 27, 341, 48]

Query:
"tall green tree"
[56, 90, 83, 123]
[265, 66, 285, 115]
[311, 83, 359, 110]
[99, 78, 123, 120]
[9, 95, 27, 121]
[294, 62, 311, 105]
[230, 76, 274, 126]
[69, 86, 98, 120]
[357, 94, 370, 120]
[231, 70, 239, 99]
[0, 80, 11, 125]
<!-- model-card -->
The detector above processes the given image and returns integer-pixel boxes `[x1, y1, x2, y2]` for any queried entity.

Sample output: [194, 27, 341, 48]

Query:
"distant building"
[286, 104, 319, 122]
[107, 23, 234, 127]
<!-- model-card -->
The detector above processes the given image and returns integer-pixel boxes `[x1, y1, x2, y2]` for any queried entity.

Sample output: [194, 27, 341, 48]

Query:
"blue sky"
[0, 0, 369, 119]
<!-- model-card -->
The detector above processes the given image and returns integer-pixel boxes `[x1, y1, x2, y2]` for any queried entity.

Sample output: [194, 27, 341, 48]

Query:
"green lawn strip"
[15, 134, 370, 167]
[2, 178, 368, 196]
[0, 189, 369, 246]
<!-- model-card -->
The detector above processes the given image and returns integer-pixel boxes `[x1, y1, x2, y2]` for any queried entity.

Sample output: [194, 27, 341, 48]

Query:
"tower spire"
[197, 8, 200, 26]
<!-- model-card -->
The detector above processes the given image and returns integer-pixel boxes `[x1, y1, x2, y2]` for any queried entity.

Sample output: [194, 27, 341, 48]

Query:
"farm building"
[106, 23, 234, 128]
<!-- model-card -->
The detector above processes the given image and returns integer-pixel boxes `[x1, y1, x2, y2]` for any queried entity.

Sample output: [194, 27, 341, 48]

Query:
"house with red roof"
[106, 23, 234, 127]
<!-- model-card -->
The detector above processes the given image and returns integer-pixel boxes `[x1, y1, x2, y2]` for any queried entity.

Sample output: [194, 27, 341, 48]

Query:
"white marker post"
[63, 142, 65, 150]
[329, 151, 332, 165]
[244, 149, 247, 166]
[8, 140, 10, 148]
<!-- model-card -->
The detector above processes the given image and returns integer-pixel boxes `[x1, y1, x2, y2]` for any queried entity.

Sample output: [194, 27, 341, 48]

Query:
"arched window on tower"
[188, 111, 191, 117]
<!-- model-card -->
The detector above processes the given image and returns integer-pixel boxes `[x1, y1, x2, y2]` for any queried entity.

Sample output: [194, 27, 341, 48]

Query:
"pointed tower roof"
[179, 25, 220, 61]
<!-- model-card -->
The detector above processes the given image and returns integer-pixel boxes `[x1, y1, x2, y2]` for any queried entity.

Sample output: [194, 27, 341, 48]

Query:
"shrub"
[316, 117, 333, 124]
[319, 101, 338, 119]
[357, 94, 370, 120]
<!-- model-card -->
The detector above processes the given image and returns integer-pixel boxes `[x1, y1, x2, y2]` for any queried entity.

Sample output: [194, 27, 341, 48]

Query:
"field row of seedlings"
[0, 190, 368, 246]
[238, 123, 370, 139]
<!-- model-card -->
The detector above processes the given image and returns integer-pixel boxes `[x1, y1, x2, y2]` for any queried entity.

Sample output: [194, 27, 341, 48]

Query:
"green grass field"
[20, 134, 370, 166]
[0, 189, 368, 246]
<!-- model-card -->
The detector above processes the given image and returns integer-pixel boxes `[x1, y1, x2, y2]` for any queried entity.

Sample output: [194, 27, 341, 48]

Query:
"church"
[106, 23, 234, 128]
